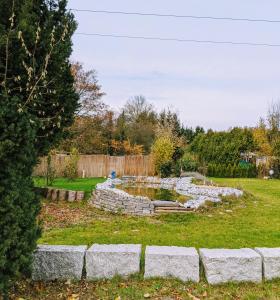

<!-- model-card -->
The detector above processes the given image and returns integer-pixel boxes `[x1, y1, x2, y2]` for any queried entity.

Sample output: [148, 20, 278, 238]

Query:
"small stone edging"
[35, 187, 85, 202]
[32, 244, 280, 284]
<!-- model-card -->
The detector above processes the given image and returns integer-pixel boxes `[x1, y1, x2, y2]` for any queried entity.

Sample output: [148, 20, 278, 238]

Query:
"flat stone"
[68, 190, 77, 202]
[51, 189, 58, 201]
[76, 191, 85, 201]
[32, 245, 87, 281]
[200, 248, 262, 284]
[144, 246, 199, 282]
[86, 244, 141, 279]
[152, 201, 181, 207]
[58, 189, 67, 201]
[255, 248, 280, 280]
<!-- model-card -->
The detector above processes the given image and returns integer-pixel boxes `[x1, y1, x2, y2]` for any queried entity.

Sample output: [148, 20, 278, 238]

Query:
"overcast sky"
[67, 0, 280, 130]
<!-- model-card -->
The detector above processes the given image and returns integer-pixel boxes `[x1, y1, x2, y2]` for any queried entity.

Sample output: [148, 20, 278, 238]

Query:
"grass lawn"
[15, 178, 280, 299]
[39, 178, 280, 248]
[12, 277, 280, 300]
[34, 177, 106, 198]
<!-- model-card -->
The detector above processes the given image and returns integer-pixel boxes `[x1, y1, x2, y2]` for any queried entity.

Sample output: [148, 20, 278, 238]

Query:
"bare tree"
[123, 95, 155, 123]
[268, 100, 280, 132]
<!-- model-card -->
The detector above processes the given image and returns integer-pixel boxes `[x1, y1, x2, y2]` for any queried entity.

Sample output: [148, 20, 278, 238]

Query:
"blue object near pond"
[111, 171, 116, 179]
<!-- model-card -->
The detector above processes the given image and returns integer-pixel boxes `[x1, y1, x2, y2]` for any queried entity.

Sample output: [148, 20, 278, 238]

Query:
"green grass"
[13, 277, 280, 299]
[34, 177, 106, 199]
[40, 178, 280, 249]
[34, 177, 106, 192]
[19, 178, 280, 299]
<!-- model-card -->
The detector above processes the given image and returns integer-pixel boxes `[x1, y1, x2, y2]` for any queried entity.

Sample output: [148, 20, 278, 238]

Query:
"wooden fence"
[34, 154, 155, 178]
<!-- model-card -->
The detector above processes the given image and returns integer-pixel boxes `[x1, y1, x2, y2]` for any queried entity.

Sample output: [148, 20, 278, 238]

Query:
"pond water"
[116, 183, 190, 203]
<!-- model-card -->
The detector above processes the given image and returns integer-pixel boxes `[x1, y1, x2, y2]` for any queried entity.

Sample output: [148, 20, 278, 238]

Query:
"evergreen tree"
[0, 0, 78, 295]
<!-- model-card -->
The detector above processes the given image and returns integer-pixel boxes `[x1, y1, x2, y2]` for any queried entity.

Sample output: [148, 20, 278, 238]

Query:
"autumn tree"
[151, 119, 185, 177]
[252, 118, 272, 156]
[59, 62, 108, 154]
[151, 132, 175, 177]
[111, 140, 144, 155]
[71, 61, 105, 116]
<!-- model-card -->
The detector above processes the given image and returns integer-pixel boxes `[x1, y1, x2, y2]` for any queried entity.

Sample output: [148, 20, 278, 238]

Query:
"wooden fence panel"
[77, 155, 106, 177]
[34, 154, 155, 178]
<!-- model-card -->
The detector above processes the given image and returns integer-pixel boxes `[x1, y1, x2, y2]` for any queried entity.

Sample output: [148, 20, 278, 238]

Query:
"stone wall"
[90, 176, 243, 214]
[32, 244, 280, 284]
[92, 188, 154, 216]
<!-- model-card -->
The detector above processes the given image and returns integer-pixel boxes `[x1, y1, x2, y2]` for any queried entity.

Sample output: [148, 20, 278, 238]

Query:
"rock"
[255, 248, 280, 280]
[152, 201, 180, 207]
[58, 189, 67, 201]
[68, 190, 77, 202]
[86, 244, 141, 279]
[46, 188, 53, 200]
[32, 245, 87, 281]
[51, 189, 58, 201]
[144, 246, 199, 282]
[76, 191, 85, 201]
[200, 248, 262, 284]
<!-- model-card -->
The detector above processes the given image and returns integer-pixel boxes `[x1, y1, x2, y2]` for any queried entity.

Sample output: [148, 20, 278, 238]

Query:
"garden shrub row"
[207, 163, 257, 178]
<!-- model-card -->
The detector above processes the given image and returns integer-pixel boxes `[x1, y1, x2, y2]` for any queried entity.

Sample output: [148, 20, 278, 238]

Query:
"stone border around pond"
[90, 176, 243, 215]
[32, 244, 280, 284]
[92, 188, 154, 216]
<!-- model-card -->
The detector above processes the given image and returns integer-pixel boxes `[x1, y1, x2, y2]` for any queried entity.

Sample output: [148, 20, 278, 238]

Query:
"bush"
[45, 151, 56, 186]
[63, 148, 80, 180]
[159, 161, 173, 178]
[206, 162, 257, 178]
[271, 159, 280, 178]
[172, 161, 182, 177]
[151, 134, 175, 176]
[181, 153, 198, 172]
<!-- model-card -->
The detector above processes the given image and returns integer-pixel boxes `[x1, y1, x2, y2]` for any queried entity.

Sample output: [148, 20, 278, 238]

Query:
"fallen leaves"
[187, 292, 200, 300]
[39, 202, 101, 230]
[144, 293, 151, 298]
[67, 294, 79, 300]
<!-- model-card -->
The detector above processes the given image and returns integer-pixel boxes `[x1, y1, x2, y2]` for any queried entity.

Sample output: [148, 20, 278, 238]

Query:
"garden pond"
[116, 183, 191, 204]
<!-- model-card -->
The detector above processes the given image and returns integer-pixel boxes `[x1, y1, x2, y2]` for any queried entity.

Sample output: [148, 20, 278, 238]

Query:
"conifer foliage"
[0, 0, 78, 296]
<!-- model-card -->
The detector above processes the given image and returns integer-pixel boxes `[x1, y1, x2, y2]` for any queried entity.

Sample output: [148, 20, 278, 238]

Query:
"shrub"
[159, 161, 173, 178]
[172, 161, 182, 177]
[45, 151, 56, 186]
[206, 163, 257, 178]
[64, 148, 80, 180]
[151, 135, 175, 176]
[271, 158, 280, 178]
[181, 153, 198, 172]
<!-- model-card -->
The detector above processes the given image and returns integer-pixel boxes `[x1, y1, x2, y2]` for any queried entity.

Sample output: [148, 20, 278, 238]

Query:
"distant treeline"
[58, 62, 280, 178]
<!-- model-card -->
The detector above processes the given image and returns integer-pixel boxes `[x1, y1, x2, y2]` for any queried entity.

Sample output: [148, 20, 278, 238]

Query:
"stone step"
[152, 200, 181, 207]
[155, 207, 193, 213]
[155, 210, 192, 214]
[155, 206, 192, 211]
